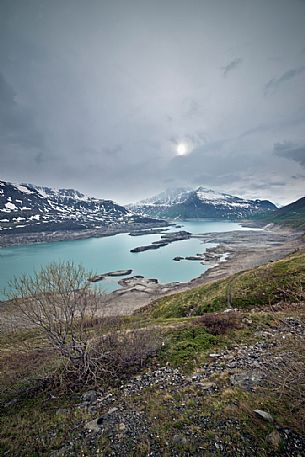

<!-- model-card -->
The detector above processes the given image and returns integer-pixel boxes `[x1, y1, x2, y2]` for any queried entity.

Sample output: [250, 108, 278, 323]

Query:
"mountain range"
[129, 187, 277, 220]
[0, 181, 159, 234]
[2, 180, 302, 235]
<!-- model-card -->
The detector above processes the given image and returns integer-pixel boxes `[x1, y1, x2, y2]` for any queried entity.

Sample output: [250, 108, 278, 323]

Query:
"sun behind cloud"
[176, 143, 188, 155]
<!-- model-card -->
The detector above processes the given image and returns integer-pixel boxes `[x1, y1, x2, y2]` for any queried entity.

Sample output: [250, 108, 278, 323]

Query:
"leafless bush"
[5, 262, 162, 389]
[197, 312, 242, 335]
[6, 262, 106, 379]
[60, 325, 162, 388]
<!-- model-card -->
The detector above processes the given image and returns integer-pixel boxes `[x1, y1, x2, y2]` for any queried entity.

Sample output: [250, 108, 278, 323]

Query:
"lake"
[0, 219, 248, 298]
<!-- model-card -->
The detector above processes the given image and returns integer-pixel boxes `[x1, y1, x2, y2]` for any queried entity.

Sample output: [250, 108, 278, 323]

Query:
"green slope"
[257, 196, 305, 229]
[141, 250, 305, 318]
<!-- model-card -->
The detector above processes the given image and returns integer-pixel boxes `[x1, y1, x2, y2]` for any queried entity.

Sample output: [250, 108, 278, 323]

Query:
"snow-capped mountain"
[0, 180, 158, 233]
[129, 187, 277, 219]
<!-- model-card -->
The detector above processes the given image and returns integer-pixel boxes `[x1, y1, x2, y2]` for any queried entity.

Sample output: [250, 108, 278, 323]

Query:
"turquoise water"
[0, 220, 247, 298]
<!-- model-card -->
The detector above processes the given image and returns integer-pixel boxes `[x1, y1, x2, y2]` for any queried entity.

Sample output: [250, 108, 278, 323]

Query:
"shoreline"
[1, 222, 304, 320]
[0, 222, 169, 248]
[0, 218, 266, 248]
[101, 225, 304, 316]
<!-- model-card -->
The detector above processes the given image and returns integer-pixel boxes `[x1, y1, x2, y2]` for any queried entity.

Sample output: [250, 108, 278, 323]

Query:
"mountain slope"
[257, 196, 305, 229]
[140, 250, 305, 318]
[130, 187, 276, 220]
[0, 180, 159, 234]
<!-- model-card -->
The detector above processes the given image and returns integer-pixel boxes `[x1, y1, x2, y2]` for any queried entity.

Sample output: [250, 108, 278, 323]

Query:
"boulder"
[266, 430, 281, 449]
[82, 390, 98, 403]
[88, 269, 132, 282]
[185, 256, 204, 261]
[84, 419, 100, 433]
[253, 409, 274, 422]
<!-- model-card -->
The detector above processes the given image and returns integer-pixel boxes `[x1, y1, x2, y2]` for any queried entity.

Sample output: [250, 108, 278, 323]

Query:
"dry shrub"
[100, 326, 161, 378]
[197, 312, 242, 335]
[5, 262, 162, 391]
[59, 325, 162, 389]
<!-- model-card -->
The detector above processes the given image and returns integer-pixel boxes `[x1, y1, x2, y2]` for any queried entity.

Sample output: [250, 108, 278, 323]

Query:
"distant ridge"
[129, 187, 277, 220]
[256, 196, 305, 229]
[0, 180, 161, 234]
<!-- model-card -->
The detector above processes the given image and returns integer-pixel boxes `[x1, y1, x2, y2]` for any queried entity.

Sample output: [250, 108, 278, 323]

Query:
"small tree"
[7, 262, 104, 381]
[6, 262, 162, 388]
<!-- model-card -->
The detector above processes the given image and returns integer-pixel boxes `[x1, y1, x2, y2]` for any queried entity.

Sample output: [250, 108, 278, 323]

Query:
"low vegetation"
[1, 254, 305, 455]
[253, 196, 305, 229]
[141, 250, 305, 318]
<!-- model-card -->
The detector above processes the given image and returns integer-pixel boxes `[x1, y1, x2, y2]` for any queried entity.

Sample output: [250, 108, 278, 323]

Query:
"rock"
[266, 430, 281, 449]
[118, 276, 159, 288]
[185, 256, 204, 261]
[131, 230, 191, 253]
[172, 434, 187, 446]
[130, 243, 168, 253]
[82, 390, 98, 403]
[129, 228, 167, 236]
[254, 409, 274, 422]
[88, 269, 132, 282]
[173, 256, 184, 261]
[84, 419, 101, 433]
[107, 269, 133, 277]
[118, 422, 126, 432]
[161, 230, 191, 240]
[230, 370, 264, 390]
[199, 381, 217, 390]
[107, 407, 119, 415]
[55, 408, 69, 416]
[151, 240, 170, 246]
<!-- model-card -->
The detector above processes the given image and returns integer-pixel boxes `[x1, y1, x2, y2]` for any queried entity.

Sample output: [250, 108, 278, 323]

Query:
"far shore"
[0, 221, 169, 248]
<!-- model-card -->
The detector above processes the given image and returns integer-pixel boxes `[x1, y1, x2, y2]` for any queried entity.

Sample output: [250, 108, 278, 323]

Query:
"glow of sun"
[176, 143, 187, 155]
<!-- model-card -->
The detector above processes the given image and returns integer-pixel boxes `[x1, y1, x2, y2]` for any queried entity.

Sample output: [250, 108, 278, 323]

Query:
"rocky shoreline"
[88, 270, 133, 283]
[1, 222, 303, 319]
[101, 225, 304, 316]
[130, 230, 191, 252]
[0, 222, 169, 248]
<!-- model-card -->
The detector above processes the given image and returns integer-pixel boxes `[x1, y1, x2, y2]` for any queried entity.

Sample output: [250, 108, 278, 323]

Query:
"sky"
[0, 0, 305, 206]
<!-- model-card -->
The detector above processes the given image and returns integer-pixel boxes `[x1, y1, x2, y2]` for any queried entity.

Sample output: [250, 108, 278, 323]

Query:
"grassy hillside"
[254, 196, 305, 229]
[141, 250, 305, 318]
[1, 254, 305, 455]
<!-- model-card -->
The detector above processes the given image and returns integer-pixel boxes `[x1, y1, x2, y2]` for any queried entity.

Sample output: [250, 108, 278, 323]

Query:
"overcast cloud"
[0, 0, 305, 205]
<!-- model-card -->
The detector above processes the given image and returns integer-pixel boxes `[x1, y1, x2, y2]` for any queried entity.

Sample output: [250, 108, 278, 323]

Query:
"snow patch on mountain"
[0, 180, 160, 234]
[129, 187, 277, 220]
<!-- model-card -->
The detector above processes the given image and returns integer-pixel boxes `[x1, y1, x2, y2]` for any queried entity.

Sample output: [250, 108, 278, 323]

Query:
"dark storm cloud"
[0, 72, 15, 103]
[222, 58, 243, 77]
[274, 142, 305, 167]
[264, 66, 305, 96]
[0, 0, 305, 205]
[0, 72, 44, 150]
